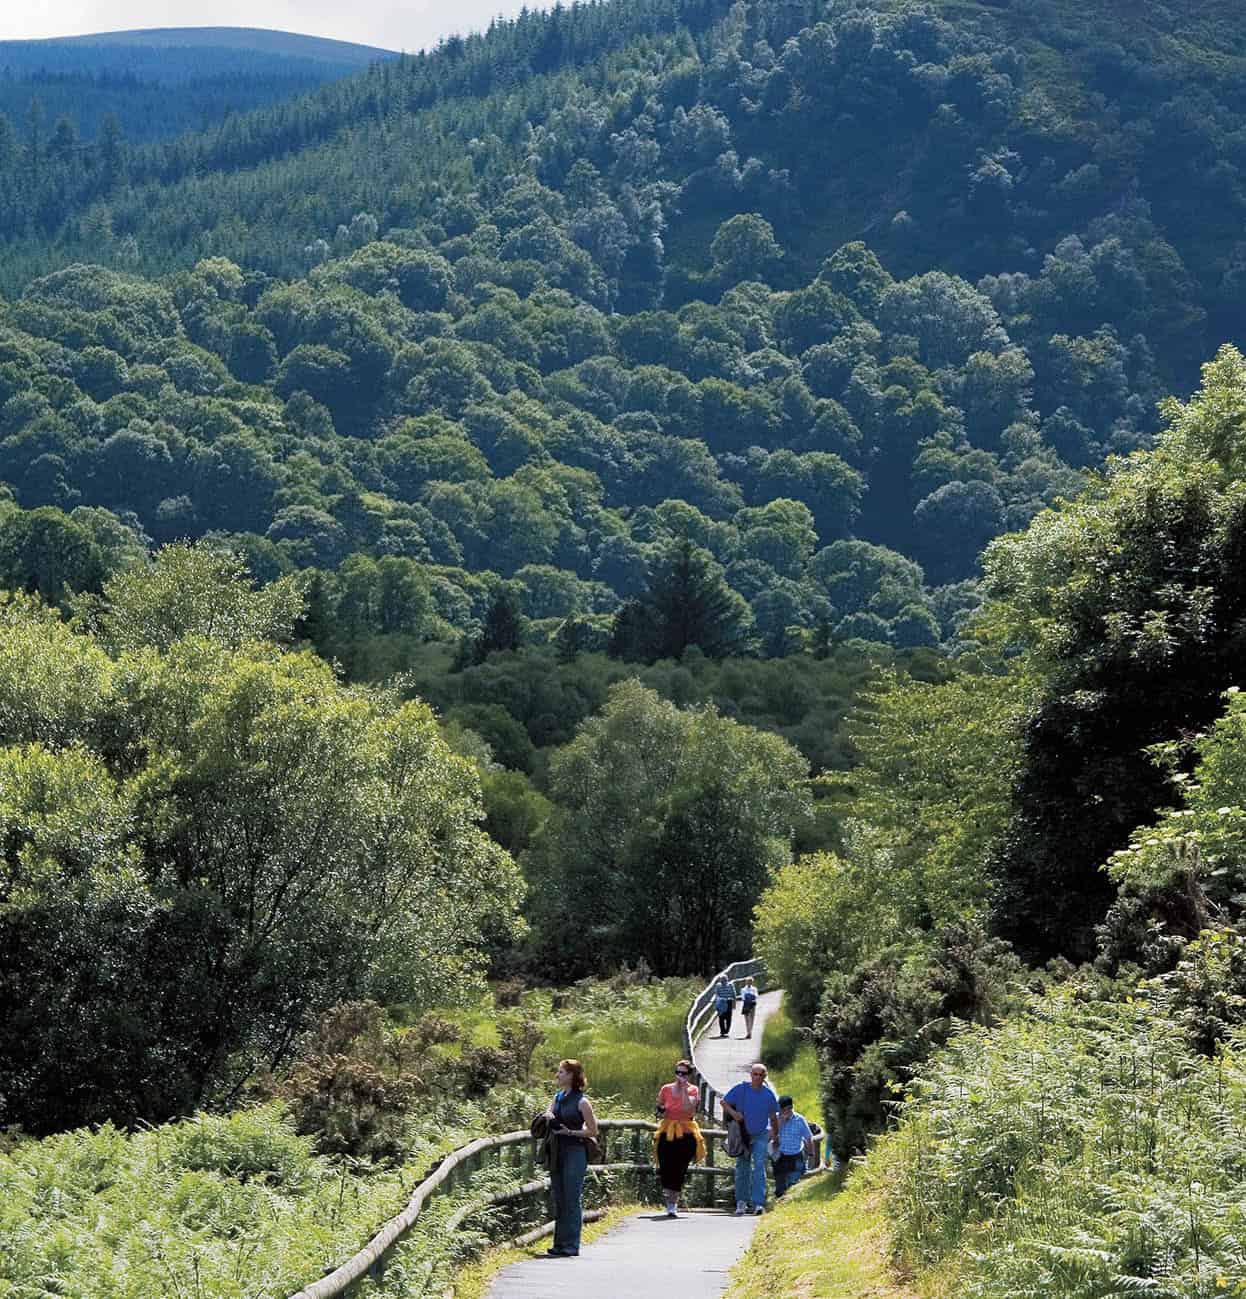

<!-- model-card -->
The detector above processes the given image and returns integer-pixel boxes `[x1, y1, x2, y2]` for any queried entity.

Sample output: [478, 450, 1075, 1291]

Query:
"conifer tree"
[610, 537, 753, 662]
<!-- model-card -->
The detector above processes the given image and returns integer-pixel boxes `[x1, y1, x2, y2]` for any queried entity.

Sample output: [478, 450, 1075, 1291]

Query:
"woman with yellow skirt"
[653, 1058, 705, 1216]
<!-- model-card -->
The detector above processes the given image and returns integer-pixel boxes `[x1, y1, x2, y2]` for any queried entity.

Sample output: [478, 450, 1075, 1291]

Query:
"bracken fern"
[881, 989, 1246, 1298]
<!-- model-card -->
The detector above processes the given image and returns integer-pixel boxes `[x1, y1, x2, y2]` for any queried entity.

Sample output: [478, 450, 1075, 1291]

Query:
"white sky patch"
[2, 0, 540, 54]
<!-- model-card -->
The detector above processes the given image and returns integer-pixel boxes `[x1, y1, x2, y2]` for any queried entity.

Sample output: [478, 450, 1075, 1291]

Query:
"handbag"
[534, 1105, 601, 1163]
[724, 1118, 748, 1157]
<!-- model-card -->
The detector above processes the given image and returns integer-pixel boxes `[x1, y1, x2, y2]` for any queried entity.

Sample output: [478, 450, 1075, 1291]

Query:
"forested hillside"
[6, 4, 1246, 1295]
[0, 28, 396, 146]
[5, 0, 1244, 681]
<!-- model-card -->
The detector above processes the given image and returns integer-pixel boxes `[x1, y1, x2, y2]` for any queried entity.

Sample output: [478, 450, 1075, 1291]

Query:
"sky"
[1, 0, 539, 52]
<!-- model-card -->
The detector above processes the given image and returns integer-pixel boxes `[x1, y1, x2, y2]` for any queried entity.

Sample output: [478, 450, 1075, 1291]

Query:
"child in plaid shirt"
[771, 1095, 815, 1197]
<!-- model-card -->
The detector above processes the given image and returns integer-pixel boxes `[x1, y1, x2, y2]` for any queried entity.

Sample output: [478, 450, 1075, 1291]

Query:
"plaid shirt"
[776, 1110, 813, 1155]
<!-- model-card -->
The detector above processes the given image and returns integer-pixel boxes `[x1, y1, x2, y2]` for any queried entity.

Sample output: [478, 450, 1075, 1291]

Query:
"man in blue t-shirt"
[722, 1062, 780, 1215]
[712, 974, 735, 1037]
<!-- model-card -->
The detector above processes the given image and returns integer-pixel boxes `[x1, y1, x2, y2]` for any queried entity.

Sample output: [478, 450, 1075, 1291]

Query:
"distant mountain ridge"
[9, 26, 397, 64]
[0, 26, 399, 142]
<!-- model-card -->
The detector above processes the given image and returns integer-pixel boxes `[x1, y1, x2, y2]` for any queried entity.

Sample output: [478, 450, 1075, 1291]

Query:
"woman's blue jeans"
[734, 1137, 768, 1208]
[551, 1143, 588, 1253]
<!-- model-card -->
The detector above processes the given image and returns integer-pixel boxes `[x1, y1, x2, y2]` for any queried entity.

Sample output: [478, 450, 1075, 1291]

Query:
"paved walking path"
[481, 986, 784, 1299]
[695, 988, 784, 1119]
[483, 1209, 758, 1299]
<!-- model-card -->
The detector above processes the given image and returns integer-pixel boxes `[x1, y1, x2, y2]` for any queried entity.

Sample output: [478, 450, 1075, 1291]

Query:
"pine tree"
[97, 113, 126, 193]
[610, 538, 754, 662]
[472, 585, 525, 662]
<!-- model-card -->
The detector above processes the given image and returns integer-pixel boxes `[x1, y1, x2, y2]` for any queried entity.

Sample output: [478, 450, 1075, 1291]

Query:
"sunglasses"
[675, 1069, 691, 1076]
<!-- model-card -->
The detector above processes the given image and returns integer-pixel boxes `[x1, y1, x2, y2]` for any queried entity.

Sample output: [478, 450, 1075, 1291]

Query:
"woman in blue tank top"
[543, 1058, 598, 1257]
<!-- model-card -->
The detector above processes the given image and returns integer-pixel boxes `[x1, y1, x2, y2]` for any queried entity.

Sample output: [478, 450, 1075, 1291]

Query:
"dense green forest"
[751, 346, 1246, 1295]
[5, 1, 1246, 1295]
[1, 0, 1241, 662]
[2, 0, 1243, 645]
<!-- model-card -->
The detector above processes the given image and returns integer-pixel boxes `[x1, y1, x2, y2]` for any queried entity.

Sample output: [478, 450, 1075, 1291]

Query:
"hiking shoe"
[734, 1202, 747, 1216]
[753, 1204, 765, 1214]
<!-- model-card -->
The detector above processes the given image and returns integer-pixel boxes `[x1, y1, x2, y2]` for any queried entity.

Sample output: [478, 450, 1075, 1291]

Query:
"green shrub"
[754, 848, 876, 1026]
[1155, 925, 1246, 1056]
[168, 1109, 315, 1187]
[814, 920, 1021, 1158]
[281, 1002, 469, 1159]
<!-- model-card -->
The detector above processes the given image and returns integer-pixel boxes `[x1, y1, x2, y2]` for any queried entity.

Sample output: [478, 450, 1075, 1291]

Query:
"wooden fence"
[286, 963, 769, 1298]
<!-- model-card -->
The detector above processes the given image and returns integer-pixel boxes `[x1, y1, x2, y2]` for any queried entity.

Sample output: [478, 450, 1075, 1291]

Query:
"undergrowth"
[534, 975, 700, 1115]
[881, 987, 1246, 1297]
[0, 975, 695, 1298]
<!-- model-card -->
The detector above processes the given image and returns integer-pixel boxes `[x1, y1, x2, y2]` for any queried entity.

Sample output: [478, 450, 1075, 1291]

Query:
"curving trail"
[482, 987, 784, 1299]
[694, 988, 784, 1120]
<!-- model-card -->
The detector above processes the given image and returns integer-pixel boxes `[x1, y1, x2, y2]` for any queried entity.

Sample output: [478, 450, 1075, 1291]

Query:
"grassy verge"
[722, 1167, 954, 1299]
[760, 999, 822, 1130]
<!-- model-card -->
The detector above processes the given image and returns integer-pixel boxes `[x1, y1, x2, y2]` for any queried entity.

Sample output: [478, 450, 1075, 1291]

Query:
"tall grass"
[535, 977, 700, 1115]
[881, 988, 1246, 1297]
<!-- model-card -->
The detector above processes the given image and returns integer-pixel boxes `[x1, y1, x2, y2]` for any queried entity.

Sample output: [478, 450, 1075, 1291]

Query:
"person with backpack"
[542, 1059, 598, 1257]
[721, 1061, 780, 1215]
[739, 977, 758, 1039]
[712, 974, 735, 1037]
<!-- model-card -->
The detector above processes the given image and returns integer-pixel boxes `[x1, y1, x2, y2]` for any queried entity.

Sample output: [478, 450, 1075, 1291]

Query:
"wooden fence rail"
[287, 965, 768, 1299]
[684, 958, 768, 1120]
